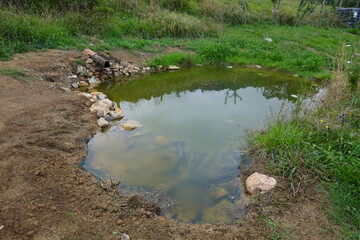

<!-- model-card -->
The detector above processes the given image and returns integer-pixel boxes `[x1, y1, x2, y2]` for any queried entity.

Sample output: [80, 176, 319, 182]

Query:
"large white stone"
[89, 99, 113, 117]
[168, 65, 180, 70]
[245, 172, 277, 194]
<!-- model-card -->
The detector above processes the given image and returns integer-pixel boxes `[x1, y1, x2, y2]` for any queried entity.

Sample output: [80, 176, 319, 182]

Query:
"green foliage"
[198, 41, 237, 65]
[0, 0, 99, 14]
[0, 10, 73, 59]
[347, 64, 360, 88]
[249, 89, 360, 237]
[149, 52, 197, 68]
[159, 0, 191, 11]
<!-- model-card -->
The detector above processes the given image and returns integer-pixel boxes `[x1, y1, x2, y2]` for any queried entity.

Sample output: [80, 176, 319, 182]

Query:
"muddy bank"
[0, 50, 339, 239]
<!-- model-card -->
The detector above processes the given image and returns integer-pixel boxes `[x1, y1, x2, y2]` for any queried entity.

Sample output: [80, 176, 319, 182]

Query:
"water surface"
[83, 67, 302, 223]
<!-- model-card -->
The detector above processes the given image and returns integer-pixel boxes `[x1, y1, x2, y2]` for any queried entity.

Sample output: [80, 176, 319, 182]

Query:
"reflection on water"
[83, 67, 302, 223]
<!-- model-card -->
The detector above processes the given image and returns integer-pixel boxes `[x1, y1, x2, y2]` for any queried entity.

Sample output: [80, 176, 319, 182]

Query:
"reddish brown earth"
[0, 50, 340, 240]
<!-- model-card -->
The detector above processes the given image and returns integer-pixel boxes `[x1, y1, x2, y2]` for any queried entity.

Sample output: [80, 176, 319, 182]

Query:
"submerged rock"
[154, 136, 169, 145]
[201, 199, 232, 224]
[209, 187, 229, 199]
[245, 172, 277, 194]
[97, 117, 109, 128]
[121, 120, 143, 131]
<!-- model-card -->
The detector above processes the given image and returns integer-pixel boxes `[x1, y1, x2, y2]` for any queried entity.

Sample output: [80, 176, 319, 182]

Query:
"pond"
[82, 66, 302, 224]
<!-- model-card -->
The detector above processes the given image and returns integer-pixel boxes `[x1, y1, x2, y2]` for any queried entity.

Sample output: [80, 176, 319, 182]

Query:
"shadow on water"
[83, 66, 304, 224]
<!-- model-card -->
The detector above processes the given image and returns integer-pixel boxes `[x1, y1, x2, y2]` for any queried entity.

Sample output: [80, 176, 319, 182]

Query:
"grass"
[248, 48, 360, 238]
[0, 0, 358, 79]
[0, 68, 34, 81]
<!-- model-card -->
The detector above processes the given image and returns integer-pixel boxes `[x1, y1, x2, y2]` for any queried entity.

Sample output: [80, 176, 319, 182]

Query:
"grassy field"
[0, 0, 358, 78]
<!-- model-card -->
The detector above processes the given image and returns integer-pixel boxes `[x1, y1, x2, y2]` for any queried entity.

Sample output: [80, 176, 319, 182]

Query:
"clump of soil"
[0, 49, 340, 239]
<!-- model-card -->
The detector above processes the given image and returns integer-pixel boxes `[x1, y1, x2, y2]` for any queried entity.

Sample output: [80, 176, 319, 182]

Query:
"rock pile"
[78, 92, 124, 128]
[69, 49, 152, 90]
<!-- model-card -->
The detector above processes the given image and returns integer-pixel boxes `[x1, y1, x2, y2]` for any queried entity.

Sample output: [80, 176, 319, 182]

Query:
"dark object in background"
[337, 8, 360, 27]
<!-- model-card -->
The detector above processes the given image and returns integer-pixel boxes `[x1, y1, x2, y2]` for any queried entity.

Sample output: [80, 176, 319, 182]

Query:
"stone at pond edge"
[168, 65, 180, 70]
[245, 172, 277, 194]
[103, 115, 114, 122]
[97, 117, 109, 128]
[121, 120, 143, 131]
[110, 111, 124, 120]
[79, 81, 89, 87]
[89, 99, 113, 117]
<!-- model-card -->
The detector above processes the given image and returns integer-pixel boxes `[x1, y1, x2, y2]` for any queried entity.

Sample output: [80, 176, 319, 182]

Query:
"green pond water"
[83, 67, 302, 224]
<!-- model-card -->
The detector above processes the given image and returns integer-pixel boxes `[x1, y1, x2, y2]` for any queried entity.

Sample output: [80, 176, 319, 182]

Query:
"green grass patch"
[0, 68, 34, 82]
[149, 52, 198, 68]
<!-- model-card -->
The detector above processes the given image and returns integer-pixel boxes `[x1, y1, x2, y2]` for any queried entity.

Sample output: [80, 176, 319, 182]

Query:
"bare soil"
[0, 49, 340, 240]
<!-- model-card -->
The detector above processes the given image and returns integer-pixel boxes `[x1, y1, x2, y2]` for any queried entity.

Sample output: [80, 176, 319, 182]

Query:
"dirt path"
[0, 50, 340, 240]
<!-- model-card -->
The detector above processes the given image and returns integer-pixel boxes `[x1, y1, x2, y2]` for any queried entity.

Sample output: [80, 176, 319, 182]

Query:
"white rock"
[60, 87, 70, 92]
[77, 66, 86, 74]
[122, 233, 130, 240]
[78, 92, 93, 99]
[265, 37, 273, 42]
[110, 111, 125, 120]
[245, 172, 277, 194]
[71, 83, 79, 88]
[72, 75, 78, 79]
[0, 225, 4, 230]
[168, 65, 180, 70]
[97, 94, 108, 100]
[255, 65, 262, 69]
[89, 99, 113, 117]
[226, 66, 233, 69]
[121, 120, 143, 131]
[291, 94, 298, 99]
[97, 117, 109, 128]
[88, 77, 100, 84]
